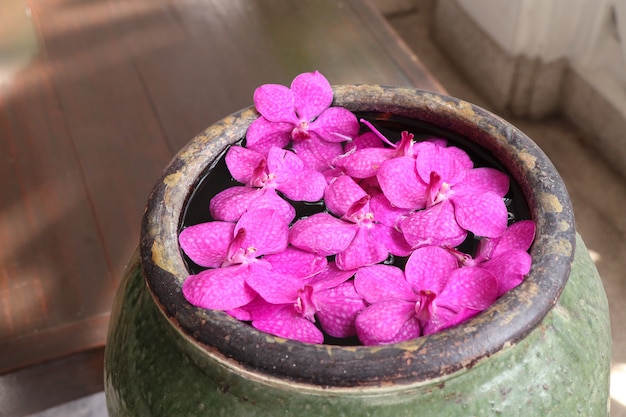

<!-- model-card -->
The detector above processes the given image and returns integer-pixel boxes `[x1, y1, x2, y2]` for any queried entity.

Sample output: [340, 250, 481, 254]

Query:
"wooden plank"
[26, 0, 175, 279]
[113, 0, 446, 153]
[0, 0, 445, 413]
[0, 61, 113, 373]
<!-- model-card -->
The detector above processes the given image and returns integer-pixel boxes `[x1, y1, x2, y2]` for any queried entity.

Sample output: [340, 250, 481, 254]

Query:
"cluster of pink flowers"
[179, 71, 535, 345]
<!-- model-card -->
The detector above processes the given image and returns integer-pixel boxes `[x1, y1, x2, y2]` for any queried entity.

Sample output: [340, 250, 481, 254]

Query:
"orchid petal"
[334, 147, 395, 179]
[369, 193, 408, 228]
[370, 223, 412, 257]
[209, 186, 263, 222]
[400, 202, 467, 248]
[324, 175, 368, 217]
[416, 143, 468, 185]
[264, 247, 328, 278]
[292, 137, 344, 172]
[344, 131, 384, 153]
[291, 71, 333, 121]
[245, 116, 292, 155]
[405, 246, 459, 294]
[354, 264, 415, 303]
[436, 267, 498, 311]
[253, 84, 298, 123]
[355, 300, 416, 345]
[424, 307, 478, 336]
[336, 227, 389, 270]
[267, 146, 304, 177]
[290, 212, 357, 256]
[277, 169, 327, 202]
[178, 221, 236, 267]
[482, 251, 532, 295]
[246, 268, 303, 304]
[252, 306, 324, 344]
[309, 262, 356, 291]
[182, 265, 257, 310]
[492, 220, 536, 257]
[377, 156, 427, 209]
[235, 208, 289, 256]
[452, 191, 508, 238]
[310, 107, 359, 143]
[456, 167, 509, 197]
[316, 281, 366, 338]
[225, 146, 266, 184]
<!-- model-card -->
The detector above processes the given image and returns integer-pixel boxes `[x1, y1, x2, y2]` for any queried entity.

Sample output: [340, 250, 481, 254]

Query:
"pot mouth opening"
[140, 85, 576, 388]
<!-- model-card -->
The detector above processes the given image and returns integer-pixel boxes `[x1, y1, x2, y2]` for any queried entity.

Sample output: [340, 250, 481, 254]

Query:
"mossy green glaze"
[104, 86, 611, 416]
[106, 235, 609, 416]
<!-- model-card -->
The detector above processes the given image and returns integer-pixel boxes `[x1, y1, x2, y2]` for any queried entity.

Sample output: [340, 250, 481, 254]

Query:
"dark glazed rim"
[140, 85, 576, 388]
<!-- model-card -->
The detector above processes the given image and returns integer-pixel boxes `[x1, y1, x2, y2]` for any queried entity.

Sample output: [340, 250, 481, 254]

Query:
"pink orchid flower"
[243, 260, 364, 344]
[354, 246, 498, 345]
[180, 209, 289, 311]
[449, 220, 535, 296]
[245, 71, 359, 171]
[397, 142, 510, 248]
[290, 175, 410, 270]
[210, 146, 327, 223]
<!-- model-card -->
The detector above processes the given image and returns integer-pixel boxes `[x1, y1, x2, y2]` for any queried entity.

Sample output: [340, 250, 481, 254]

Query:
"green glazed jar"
[104, 86, 611, 416]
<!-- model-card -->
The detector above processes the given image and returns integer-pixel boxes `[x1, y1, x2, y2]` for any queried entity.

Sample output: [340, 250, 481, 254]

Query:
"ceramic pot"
[104, 85, 611, 416]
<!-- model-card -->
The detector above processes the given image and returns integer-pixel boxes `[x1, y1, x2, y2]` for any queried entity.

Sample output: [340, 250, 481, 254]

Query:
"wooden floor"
[0, 0, 443, 415]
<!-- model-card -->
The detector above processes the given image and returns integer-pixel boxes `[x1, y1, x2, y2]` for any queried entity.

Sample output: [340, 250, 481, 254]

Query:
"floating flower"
[246, 71, 359, 171]
[290, 175, 410, 270]
[180, 209, 289, 311]
[244, 260, 364, 343]
[449, 220, 535, 295]
[210, 146, 327, 222]
[354, 246, 498, 345]
[398, 142, 510, 248]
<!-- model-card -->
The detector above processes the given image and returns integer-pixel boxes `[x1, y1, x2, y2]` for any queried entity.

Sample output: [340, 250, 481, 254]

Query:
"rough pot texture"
[104, 86, 611, 416]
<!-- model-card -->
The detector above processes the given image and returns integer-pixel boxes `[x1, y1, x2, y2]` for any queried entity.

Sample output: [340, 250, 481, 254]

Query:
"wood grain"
[0, 0, 445, 414]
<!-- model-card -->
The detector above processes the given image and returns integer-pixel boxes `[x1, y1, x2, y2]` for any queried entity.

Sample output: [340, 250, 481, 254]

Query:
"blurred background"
[1, 0, 624, 415]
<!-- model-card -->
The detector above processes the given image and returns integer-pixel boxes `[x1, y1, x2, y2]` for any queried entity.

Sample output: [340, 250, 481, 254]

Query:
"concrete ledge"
[430, 0, 626, 178]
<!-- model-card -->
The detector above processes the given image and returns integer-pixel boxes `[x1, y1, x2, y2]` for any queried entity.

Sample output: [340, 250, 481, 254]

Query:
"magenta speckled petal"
[415, 142, 468, 185]
[335, 227, 389, 270]
[292, 137, 344, 172]
[225, 146, 265, 185]
[405, 246, 458, 294]
[289, 213, 357, 256]
[209, 186, 263, 222]
[235, 208, 289, 256]
[482, 251, 532, 295]
[324, 175, 368, 217]
[452, 191, 508, 238]
[355, 300, 416, 345]
[245, 116, 292, 155]
[310, 107, 359, 143]
[267, 146, 304, 177]
[252, 306, 324, 344]
[178, 221, 236, 268]
[354, 264, 414, 303]
[246, 269, 303, 304]
[334, 147, 395, 179]
[458, 167, 510, 197]
[436, 267, 498, 312]
[400, 202, 467, 248]
[370, 223, 412, 257]
[182, 265, 257, 311]
[377, 156, 427, 209]
[315, 281, 366, 338]
[253, 84, 298, 123]
[264, 247, 328, 278]
[291, 71, 333, 121]
[277, 169, 327, 202]
[344, 132, 384, 153]
[491, 220, 536, 257]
